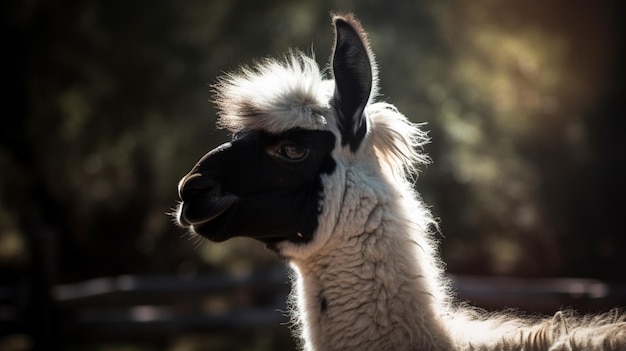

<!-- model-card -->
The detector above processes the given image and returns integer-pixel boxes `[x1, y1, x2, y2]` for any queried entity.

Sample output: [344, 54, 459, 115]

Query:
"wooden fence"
[1, 267, 625, 350]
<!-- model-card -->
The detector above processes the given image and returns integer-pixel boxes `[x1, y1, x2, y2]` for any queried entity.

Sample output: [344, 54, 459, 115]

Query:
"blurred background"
[1, 0, 624, 350]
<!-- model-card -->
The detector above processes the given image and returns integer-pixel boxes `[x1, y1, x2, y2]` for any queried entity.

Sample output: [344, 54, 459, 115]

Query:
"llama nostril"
[178, 173, 218, 201]
[178, 173, 197, 200]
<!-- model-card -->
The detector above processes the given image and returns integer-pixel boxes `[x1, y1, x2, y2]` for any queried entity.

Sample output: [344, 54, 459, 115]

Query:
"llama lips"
[178, 192, 239, 228]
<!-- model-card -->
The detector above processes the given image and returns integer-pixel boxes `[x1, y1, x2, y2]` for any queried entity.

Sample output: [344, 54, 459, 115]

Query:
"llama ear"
[331, 14, 373, 152]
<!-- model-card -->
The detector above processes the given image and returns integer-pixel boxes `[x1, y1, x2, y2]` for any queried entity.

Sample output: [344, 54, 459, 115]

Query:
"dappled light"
[420, 0, 621, 276]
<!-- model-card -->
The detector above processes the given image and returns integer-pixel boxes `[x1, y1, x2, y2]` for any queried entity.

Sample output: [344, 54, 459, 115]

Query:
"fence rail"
[1, 268, 625, 349]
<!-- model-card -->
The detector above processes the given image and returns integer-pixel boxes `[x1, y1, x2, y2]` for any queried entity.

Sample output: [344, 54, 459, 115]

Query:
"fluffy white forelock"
[214, 52, 334, 134]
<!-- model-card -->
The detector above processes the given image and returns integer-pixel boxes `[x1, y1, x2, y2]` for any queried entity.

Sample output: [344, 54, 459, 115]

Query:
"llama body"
[176, 13, 625, 350]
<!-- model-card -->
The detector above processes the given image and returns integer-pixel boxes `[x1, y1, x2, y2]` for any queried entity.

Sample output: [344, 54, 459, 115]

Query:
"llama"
[175, 13, 625, 350]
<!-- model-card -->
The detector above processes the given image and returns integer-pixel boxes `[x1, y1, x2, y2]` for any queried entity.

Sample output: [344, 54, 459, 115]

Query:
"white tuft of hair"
[367, 102, 431, 182]
[213, 51, 332, 134]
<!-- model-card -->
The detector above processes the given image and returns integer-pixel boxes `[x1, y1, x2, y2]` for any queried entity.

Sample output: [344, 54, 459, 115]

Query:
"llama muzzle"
[177, 173, 239, 231]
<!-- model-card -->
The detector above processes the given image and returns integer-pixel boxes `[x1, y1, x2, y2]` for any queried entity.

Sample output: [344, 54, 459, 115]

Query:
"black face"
[177, 128, 336, 245]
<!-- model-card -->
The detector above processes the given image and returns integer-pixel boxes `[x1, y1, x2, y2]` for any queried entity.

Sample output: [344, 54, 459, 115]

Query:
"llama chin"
[175, 12, 626, 351]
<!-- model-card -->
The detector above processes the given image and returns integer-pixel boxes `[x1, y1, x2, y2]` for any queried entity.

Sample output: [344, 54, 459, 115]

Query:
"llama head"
[176, 13, 427, 257]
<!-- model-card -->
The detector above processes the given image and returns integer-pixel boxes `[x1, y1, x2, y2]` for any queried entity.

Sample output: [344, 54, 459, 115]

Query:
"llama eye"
[232, 131, 250, 141]
[277, 142, 309, 161]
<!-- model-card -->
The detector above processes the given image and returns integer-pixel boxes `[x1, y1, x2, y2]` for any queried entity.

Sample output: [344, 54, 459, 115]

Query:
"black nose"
[178, 173, 218, 201]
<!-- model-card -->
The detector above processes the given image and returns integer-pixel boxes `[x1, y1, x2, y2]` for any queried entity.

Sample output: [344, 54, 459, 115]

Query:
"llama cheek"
[280, 169, 347, 259]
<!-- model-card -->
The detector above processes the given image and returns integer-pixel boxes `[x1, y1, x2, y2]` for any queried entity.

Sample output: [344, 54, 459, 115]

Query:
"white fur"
[214, 50, 626, 350]
[214, 52, 333, 134]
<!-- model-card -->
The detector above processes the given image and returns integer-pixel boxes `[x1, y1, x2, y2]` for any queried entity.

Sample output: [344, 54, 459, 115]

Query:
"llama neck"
[289, 168, 454, 351]
[289, 168, 626, 351]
